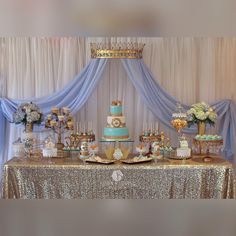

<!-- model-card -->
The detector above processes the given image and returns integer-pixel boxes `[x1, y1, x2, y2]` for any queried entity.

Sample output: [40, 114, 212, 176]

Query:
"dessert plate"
[121, 157, 153, 164]
[167, 155, 191, 160]
[85, 157, 116, 165]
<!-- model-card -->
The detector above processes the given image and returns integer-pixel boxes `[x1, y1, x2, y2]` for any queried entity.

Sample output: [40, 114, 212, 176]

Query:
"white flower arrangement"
[13, 102, 43, 125]
[186, 102, 217, 126]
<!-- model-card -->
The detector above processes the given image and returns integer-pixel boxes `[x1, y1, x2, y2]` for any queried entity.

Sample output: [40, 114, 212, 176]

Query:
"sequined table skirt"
[2, 156, 235, 199]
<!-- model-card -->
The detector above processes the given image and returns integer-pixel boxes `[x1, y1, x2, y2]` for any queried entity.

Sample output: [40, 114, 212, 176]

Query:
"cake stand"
[193, 139, 223, 162]
[100, 139, 134, 144]
[99, 139, 134, 160]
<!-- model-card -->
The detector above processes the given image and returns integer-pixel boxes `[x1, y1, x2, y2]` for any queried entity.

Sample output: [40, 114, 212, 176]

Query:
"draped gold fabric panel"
[2, 157, 235, 199]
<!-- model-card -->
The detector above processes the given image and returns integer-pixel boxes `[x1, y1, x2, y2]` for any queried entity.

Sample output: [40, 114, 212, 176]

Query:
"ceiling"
[0, 0, 236, 36]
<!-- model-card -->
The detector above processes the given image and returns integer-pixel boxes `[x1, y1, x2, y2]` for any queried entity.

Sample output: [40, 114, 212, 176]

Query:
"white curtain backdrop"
[1, 37, 236, 170]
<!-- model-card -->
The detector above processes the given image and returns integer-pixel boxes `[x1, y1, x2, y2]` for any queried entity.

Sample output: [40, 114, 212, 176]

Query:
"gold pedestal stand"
[45, 107, 74, 157]
[193, 139, 223, 162]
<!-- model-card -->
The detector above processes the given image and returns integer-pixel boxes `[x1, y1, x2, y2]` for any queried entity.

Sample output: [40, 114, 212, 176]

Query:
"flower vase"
[25, 122, 33, 133]
[56, 130, 64, 151]
[198, 122, 206, 135]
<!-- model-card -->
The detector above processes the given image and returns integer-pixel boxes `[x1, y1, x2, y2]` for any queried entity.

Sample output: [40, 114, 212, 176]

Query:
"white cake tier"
[176, 147, 191, 157]
[180, 140, 189, 148]
[107, 116, 126, 128]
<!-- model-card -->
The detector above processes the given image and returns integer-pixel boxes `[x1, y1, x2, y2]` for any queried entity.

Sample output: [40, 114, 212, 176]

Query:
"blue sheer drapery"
[0, 59, 108, 118]
[0, 102, 6, 159]
[0, 58, 108, 159]
[122, 59, 236, 159]
[0, 58, 236, 161]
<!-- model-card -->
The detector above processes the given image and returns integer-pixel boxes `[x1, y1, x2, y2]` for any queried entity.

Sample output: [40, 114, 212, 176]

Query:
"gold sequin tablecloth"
[2, 156, 235, 199]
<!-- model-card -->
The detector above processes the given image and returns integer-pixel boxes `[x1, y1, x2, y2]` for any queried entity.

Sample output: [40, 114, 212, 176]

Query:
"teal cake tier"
[103, 127, 129, 139]
[110, 106, 122, 115]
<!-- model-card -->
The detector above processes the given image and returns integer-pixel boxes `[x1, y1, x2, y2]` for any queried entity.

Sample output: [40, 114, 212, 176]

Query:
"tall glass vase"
[22, 122, 34, 141]
[22, 122, 35, 159]
[198, 122, 206, 135]
[25, 122, 34, 133]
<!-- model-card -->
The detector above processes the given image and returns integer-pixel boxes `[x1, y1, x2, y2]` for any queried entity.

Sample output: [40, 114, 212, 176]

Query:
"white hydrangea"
[195, 111, 207, 121]
[209, 112, 217, 122]
[25, 107, 31, 114]
[13, 102, 42, 125]
[18, 111, 25, 120]
[186, 114, 194, 121]
[26, 115, 33, 123]
[30, 111, 40, 121]
[187, 108, 195, 115]
[13, 113, 22, 123]
[186, 101, 217, 125]
[193, 102, 209, 112]
[29, 103, 39, 111]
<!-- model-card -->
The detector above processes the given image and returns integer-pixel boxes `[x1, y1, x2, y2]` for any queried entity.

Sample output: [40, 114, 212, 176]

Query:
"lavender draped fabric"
[0, 58, 236, 161]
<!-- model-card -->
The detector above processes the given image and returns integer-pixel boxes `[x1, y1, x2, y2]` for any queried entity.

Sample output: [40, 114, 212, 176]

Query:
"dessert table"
[2, 156, 235, 199]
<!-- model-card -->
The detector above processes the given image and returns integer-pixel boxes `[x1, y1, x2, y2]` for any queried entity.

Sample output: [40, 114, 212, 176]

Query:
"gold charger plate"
[167, 155, 192, 160]
[85, 159, 116, 165]
[192, 156, 225, 164]
[121, 157, 153, 164]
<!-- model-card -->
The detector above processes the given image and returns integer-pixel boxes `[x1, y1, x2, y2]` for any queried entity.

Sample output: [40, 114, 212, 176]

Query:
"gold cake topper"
[111, 100, 122, 106]
[90, 43, 145, 59]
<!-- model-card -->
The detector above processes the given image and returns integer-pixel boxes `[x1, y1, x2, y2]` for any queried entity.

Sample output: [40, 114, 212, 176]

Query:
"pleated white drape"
[1, 37, 236, 167]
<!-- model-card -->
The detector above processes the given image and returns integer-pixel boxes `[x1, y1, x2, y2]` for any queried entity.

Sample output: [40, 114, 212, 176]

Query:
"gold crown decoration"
[90, 42, 145, 59]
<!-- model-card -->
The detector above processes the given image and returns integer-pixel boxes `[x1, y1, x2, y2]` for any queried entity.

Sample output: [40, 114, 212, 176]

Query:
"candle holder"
[45, 107, 74, 151]
[139, 129, 161, 156]
[64, 127, 95, 150]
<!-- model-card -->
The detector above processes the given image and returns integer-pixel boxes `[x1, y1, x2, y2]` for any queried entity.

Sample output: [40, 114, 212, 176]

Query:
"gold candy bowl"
[171, 119, 187, 132]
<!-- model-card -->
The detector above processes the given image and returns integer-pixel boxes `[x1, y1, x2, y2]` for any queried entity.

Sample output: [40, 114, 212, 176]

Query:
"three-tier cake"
[103, 101, 129, 141]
